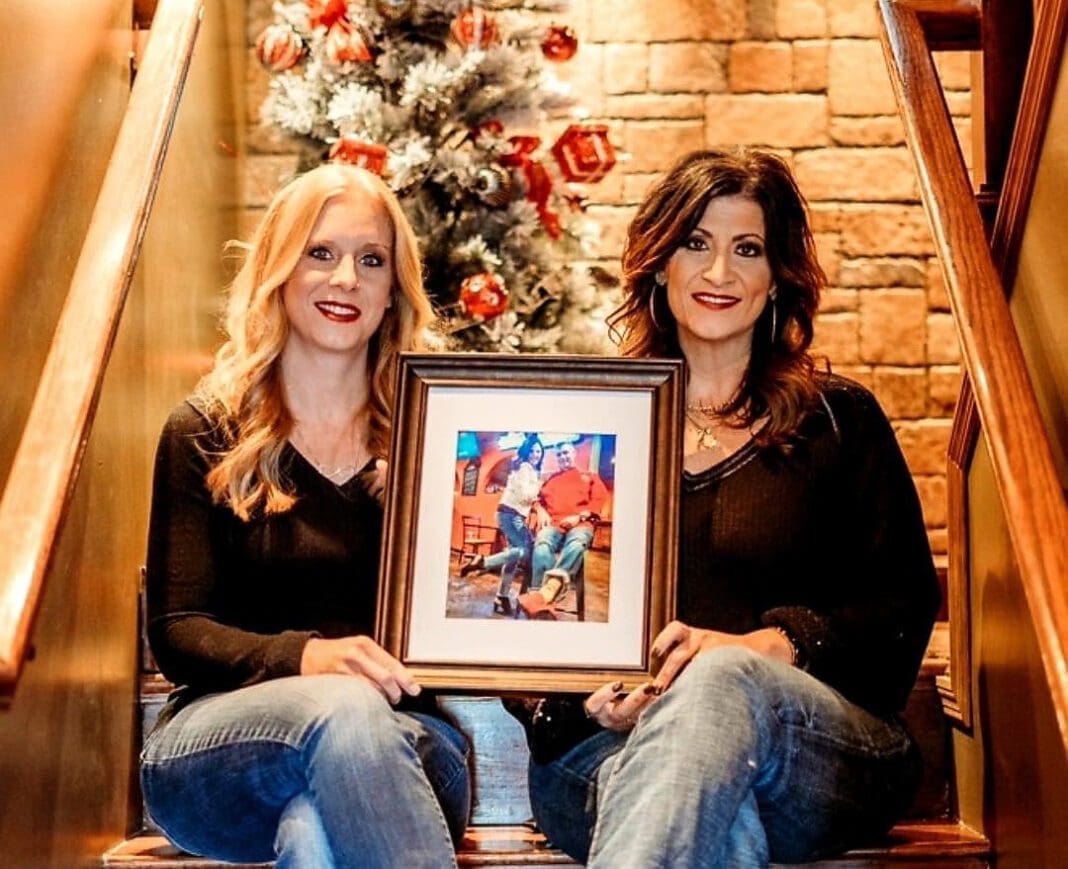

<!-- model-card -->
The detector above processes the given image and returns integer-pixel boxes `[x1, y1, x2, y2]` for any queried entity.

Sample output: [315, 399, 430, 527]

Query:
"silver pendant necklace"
[293, 426, 364, 483]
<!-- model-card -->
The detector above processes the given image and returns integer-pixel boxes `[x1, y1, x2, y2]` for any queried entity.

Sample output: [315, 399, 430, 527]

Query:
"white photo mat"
[405, 385, 652, 669]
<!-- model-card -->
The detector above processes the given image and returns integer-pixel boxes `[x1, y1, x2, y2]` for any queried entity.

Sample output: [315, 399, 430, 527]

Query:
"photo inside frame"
[404, 385, 651, 671]
[446, 430, 617, 624]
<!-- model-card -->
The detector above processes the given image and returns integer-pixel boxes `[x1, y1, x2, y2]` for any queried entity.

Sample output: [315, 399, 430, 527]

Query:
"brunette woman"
[460, 433, 545, 615]
[525, 149, 940, 867]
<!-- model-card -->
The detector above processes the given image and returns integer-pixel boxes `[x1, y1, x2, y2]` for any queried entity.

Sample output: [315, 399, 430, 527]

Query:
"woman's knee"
[296, 676, 410, 762]
[666, 645, 782, 713]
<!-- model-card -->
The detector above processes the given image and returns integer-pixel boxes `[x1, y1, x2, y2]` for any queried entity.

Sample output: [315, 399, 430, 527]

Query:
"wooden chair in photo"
[461, 514, 498, 558]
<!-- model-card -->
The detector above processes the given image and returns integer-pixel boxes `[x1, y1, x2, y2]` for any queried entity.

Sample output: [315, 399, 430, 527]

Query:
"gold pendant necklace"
[685, 410, 722, 453]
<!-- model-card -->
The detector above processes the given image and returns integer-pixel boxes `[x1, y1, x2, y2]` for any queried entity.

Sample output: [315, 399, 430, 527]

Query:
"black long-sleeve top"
[679, 374, 940, 716]
[145, 398, 385, 697]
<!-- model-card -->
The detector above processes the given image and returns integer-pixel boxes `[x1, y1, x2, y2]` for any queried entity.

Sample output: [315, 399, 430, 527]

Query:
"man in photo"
[518, 441, 607, 618]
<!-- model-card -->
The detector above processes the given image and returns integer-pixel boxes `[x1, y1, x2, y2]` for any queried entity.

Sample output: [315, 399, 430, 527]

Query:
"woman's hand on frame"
[366, 459, 388, 505]
[300, 635, 421, 704]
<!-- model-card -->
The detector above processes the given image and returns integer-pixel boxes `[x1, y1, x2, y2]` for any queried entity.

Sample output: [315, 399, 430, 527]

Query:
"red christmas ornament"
[459, 272, 509, 320]
[255, 25, 305, 72]
[499, 137, 551, 206]
[499, 136, 561, 239]
[329, 136, 389, 174]
[325, 21, 373, 65]
[471, 118, 505, 141]
[500, 135, 540, 161]
[450, 7, 501, 51]
[308, 0, 349, 30]
[539, 209, 562, 240]
[541, 24, 578, 62]
[551, 124, 617, 183]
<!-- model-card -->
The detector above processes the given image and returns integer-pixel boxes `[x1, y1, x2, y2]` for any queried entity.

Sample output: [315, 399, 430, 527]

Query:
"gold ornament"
[375, 0, 413, 21]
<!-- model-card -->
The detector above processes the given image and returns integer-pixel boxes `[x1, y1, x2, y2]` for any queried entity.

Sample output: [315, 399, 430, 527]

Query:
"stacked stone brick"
[243, 0, 970, 556]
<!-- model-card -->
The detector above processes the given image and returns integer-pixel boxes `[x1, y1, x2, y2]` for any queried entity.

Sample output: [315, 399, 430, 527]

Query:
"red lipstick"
[314, 300, 361, 323]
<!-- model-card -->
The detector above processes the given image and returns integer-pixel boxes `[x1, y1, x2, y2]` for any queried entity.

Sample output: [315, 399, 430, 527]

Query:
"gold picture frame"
[376, 353, 682, 694]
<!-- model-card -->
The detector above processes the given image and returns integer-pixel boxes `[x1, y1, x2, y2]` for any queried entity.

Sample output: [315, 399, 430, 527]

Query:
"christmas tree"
[256, 0, 619, 352]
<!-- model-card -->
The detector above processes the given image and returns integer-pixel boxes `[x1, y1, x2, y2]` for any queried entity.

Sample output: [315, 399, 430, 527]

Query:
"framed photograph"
[377, 353, 682, 693]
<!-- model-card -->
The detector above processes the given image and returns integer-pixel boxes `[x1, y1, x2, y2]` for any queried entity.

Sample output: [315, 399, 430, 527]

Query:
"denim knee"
[668, 645, 780, 711]
[529, 729, 628, 863]
[298, 676, 409, 766]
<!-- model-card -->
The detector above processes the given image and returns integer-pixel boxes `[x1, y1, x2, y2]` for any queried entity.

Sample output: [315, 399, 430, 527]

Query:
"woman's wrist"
[764, 626, 799, 667]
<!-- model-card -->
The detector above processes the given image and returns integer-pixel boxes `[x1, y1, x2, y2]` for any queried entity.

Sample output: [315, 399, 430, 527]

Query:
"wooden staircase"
[104, 627, 990, 868]
[104, 821, 991, 868]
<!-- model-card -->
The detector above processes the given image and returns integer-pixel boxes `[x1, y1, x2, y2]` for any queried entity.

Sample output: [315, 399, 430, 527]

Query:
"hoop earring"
[769, 298, 778, 341]
[648, 291, 665, 332]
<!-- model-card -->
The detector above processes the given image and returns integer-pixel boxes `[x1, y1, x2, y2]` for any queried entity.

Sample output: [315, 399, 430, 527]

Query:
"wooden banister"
[0, 0, 203, 696]
[878, 0, 1068, 747]
[903, 0, 981, 50]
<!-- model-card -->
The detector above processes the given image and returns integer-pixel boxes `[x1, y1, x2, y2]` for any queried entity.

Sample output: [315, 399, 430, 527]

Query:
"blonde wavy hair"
[198, 163, 434, 520]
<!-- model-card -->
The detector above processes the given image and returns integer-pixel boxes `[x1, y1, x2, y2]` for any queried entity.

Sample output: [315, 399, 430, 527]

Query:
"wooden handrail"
[904, 0, 981, 50]
[0, 0, 203, 695]
[878, 0, 1068, 748]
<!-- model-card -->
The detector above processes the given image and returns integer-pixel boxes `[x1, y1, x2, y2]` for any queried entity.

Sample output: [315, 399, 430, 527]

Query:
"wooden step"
[104, 820, 990, 867]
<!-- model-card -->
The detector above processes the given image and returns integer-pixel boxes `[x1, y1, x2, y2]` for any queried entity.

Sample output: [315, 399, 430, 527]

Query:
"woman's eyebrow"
[691, 227, 766, 242]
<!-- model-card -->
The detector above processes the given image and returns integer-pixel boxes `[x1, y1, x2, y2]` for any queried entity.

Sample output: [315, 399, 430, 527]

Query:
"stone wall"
[243, 0, 971, 557]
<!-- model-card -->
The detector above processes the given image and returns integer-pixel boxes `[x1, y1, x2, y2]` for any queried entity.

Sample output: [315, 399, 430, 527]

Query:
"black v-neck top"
[145, 399, 384, 695]
[677, 374, 940, 715]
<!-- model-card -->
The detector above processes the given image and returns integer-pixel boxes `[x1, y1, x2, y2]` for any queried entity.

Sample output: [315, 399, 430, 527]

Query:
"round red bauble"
[459, 272, 508, 320]
[308, 0, 349, 30]
[450, 7, 501, 51]
[255, 25, 304, 72]
[325, 21, 373, 65]
[329, 136, 388, 174]
[541, 24, 578, 62]
[550, 124, 617, 183]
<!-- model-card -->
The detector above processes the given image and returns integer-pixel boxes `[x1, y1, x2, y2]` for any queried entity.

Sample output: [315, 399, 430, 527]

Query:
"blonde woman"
[140, 165, 469, 868]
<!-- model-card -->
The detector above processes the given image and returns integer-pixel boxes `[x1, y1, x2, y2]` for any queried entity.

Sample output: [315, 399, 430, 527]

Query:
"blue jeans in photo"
[481, 506, 533, 598]
[529, 646, 921, 868]
[531, 524, 593, 589]
[141, 674, 471, 869]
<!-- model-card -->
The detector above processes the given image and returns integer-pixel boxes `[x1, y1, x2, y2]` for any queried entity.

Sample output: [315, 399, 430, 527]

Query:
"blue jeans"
[141, 675, 471, 869]
[531, 525, 593, 589]
[482, 506, 533, 597]
[529, 647, 921, 867]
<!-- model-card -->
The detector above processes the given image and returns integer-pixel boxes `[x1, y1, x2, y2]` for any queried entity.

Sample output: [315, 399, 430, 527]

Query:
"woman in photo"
[523, 148, 941, 867]
[141, 163, 470, 868]
[461, 432, 545, 615]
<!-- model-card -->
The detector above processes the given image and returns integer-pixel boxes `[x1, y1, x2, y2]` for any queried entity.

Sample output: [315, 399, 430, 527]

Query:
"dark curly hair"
[515, 432, 544, 472]
[607, 148, 827, 447]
